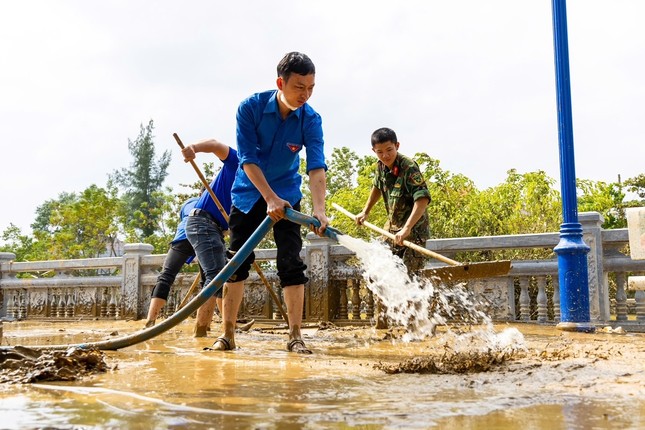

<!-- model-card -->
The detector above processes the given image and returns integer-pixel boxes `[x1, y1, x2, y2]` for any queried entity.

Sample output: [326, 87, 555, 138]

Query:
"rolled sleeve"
[412, 188, 431, 202]
[236, 100, 261, 166]
[303, 112, 327, 173]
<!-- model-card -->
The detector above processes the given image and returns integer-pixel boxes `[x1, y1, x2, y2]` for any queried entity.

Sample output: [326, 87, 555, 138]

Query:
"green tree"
[111, 119, 171, 239]
[624, 174, 645, 202]
[28, 185, 123, 259]
[327, 147, 359, 197]
[0, 224, 43, 261]
[577, 179, 626, 229]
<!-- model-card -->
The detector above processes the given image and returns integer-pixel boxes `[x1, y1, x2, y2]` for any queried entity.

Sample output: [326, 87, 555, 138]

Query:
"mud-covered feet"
[144, 319, 155, 329]
[193, 324, 209, 338]
[205, 336, 235, 351]
[287, 338, 312, 354]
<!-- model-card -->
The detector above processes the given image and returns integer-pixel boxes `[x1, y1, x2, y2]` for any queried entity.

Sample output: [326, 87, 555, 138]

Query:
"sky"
[1, 0, 643, 236]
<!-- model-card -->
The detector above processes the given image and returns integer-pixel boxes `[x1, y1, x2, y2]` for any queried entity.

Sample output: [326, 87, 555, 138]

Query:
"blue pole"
[551, 0, 593, 332]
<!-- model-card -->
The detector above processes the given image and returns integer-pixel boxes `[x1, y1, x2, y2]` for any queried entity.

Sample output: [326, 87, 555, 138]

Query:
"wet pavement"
[1, 319, 644, 429]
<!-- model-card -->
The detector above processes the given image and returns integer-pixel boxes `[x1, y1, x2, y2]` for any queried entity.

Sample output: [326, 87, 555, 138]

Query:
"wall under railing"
[1, 212, 644, 328]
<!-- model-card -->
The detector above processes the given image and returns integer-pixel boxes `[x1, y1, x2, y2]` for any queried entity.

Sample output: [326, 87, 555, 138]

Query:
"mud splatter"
[376, 348, 521, 374]
[0, 346, 109, 384]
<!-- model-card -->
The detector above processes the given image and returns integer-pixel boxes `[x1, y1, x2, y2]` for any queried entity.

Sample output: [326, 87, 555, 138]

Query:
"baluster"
[115, 293, 122, 319]
[339, 280, 348, 319]
[352, 279, 362, 320]
[108, 289, 117, 318]
[636, 291, 645, 322]
[536, 276, 547, 323]
[615, 272, 628, 322]
[57, 290, 66, 318]
[66, 290, 75, 318]
[519, 276, 531, 321]
[11, 292, 19, 319]
[552, 276, 560, 322]
[18, 291, 27, 320]
[50, 290, 58, 318]
[366, 289, 374, 320]
[100, 288, 108, 318]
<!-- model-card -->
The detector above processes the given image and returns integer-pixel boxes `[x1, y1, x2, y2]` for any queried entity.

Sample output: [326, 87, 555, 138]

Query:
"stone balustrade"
[1, 212, 644, 329]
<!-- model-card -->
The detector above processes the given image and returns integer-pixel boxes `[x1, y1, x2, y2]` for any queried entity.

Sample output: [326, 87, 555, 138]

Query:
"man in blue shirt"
[145, 196, 203, 328]
[211, 52, 328, 353]
[180, 139, 239, 337]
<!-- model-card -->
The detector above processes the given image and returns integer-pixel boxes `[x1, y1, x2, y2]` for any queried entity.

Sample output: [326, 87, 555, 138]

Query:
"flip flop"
[236, 319, 255, 332]
[203, 336, 234, 351]
[287, 339, 312, 354]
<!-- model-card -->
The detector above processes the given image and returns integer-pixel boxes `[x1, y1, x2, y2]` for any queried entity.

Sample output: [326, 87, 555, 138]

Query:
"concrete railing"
[1, 212, 644, 327]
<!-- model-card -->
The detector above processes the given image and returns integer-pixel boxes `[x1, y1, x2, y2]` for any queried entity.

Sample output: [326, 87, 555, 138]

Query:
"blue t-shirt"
[171, 196, 199, 244]
[193, 147, 238, 230]
[232, 90, 327, 213]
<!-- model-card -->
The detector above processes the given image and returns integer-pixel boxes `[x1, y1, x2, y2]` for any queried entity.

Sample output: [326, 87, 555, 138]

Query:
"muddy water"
[1, 319, 645, 429]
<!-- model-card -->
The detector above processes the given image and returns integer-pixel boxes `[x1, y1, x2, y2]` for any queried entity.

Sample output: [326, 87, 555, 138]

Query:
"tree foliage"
[24, 185, 123, 260]
[110, 119, 171, 240]
[2, 143, 643, 263]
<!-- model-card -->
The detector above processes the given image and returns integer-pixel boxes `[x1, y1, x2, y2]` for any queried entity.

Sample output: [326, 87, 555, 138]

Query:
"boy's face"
[372, 141, 399, 169]
[277, 73, 315, 109]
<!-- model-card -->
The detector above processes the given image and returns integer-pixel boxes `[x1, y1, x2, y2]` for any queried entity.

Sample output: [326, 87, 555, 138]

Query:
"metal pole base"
[556, 321, 596, 333]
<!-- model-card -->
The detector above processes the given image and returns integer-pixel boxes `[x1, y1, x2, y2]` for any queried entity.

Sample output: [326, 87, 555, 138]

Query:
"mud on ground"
[0, 346, 109, 384]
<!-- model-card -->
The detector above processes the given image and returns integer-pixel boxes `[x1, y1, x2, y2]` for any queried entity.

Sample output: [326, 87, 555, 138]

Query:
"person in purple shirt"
[210, 52, 329, 353]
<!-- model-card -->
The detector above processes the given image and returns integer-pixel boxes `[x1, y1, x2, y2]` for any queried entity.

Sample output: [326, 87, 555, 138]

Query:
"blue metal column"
[551, 0, 594, 332]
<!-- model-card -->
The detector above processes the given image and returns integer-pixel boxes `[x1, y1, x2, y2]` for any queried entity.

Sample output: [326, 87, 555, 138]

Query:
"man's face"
[278, 73, 315, 109]
[372, 141, 399, 169]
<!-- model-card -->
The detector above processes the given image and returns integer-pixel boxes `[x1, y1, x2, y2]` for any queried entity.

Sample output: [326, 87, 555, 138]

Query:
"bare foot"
[193, 324, 208, 338]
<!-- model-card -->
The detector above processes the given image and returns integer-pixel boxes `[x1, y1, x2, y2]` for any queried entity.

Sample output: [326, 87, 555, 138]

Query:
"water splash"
[337, 234, 525, 353]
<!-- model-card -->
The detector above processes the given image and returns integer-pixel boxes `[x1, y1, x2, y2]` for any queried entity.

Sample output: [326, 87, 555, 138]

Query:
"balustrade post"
[0, 252, 16, 319]
[351, 279, 361, 321]
[580, 212, 609, 322]
[519, 276, 531, 321]
[615, 273, 628, 322]
[122, 243, 154, 320]
[537, 277, 548, 323]
[552, 276, 561, 322]
[338, 280, 348, 320]
[635, 291, 645, 322]
[304, 232, 334, 321]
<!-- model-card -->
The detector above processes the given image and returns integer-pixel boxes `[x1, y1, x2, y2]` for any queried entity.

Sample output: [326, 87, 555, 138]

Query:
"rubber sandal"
[236, 319, 255, 332]
[203, 336, 234, 351]
[287, 339, 312, 354]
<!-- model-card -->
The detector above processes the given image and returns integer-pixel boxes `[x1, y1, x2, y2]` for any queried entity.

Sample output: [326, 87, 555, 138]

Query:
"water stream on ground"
[1, 237, 644, 429]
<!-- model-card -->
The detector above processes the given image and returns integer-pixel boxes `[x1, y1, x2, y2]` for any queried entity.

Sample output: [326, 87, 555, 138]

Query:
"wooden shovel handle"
[173, 133, 229, 223]
[331, 203, 460, 266]
[173, 132, 290, 325]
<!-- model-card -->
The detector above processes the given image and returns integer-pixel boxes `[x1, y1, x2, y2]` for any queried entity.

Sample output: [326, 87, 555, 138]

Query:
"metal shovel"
[331, 203, 511, 282]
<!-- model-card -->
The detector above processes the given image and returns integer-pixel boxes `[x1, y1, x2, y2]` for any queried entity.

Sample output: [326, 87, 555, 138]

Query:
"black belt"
[189, 208, 220, 226]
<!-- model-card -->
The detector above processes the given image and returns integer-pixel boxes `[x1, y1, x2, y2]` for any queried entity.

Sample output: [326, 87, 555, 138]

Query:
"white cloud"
[1, 0, 643, 236]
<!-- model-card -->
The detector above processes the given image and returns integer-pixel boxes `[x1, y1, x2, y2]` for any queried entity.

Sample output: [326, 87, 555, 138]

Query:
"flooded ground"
[1, 318, 644, 429]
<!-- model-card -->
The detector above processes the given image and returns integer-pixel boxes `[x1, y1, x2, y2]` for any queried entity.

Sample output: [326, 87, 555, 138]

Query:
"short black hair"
[371, 127, 398, 147]
[277, 52, 316, 81]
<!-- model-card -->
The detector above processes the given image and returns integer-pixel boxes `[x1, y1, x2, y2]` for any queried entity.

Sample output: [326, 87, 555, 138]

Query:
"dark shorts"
[228, 200, 308, 287]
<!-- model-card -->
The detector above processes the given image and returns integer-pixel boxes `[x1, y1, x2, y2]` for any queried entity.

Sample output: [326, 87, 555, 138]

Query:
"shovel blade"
[421, 260, 512, 282]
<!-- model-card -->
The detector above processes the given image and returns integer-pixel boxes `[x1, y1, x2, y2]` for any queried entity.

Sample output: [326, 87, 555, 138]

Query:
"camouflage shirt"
[373, 153, 431, 243]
